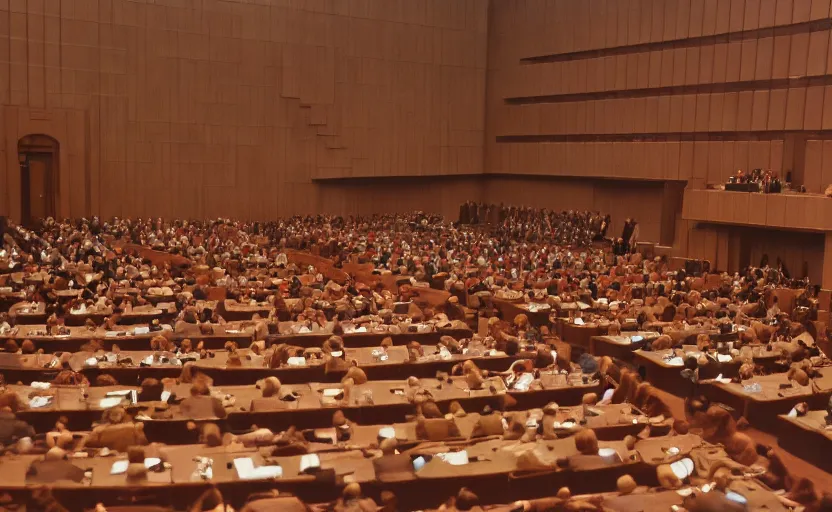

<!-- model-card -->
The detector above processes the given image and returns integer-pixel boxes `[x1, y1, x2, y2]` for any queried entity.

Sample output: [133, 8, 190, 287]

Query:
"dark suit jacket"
[0, 411, 34, 444]
[179, 395, 227, 419]
[26, 460, 86, 484]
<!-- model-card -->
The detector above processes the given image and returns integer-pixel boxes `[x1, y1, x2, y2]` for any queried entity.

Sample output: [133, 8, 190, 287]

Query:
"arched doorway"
[18, 134, 59, 226]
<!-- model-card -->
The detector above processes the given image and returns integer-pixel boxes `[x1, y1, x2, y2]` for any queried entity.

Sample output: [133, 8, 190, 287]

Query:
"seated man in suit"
[249, 377, 294, 412]
[0, 408, 34, 446]
[82, 407, 148, 452]
[179, 380, 228, 420]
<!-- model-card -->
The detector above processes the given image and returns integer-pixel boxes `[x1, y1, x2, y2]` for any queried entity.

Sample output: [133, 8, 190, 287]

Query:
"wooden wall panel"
[789, 32, 810, 77]
[794, 0, 814, 21]
[768, 89, 788, 130]
[772, 35, 792, 78]
[807, 30, 829, 76]
[785, 87, 807, 129]
[776, 0, 795, 24]
[804, 139, 824, 193]
[823, 140, 832, 189]
[703, 0, 720, 35]
[811, 0, 832, 19]
[745, 0, 762, 29]
[2, 0, 488, 220]
[805, 85, 826, 129]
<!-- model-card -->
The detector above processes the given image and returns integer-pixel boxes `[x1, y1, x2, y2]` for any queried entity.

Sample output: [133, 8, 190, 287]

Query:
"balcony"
[682, 189, 832, 231]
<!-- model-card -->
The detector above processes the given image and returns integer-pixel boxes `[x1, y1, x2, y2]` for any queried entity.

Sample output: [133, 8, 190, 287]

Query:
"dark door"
[21, 152, 55, 225]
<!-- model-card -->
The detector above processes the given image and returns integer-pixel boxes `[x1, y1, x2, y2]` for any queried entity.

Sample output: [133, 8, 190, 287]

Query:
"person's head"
[140, 378, 163, 398]
[102, 406, 129, 425]
[262, 376, 281, 398]
[0, 391, 26, 413]
[20, 339, 36, 354]
[95, 374, 118, 386]
[190, 380, 211, 397]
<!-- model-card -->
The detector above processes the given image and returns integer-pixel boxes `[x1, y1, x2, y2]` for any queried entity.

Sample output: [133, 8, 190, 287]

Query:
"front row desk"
[0, 424, 735, 511]
[0, 379, 692, 510]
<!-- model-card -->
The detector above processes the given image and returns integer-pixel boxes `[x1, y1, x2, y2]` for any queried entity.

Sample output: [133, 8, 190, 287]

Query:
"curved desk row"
[11, 374, 603, 434]
[2, 434, 709, 511]
[0, 346, 519, 386]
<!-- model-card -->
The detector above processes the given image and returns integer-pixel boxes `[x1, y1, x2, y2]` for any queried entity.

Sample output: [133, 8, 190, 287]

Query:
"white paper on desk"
[29, 396, 52, 408]
[133, 327, 150, 335]
[110, 460, 128, 475]
[99, 397, 124, 409]
[299, 454, 320, 473]
[601, 388, 615, 404]
[105, 331, 119, 338]
[160, 391, 171, 402]
[716, 354, 733, 363]
[378, 427, 396, 439]
[110, 458, 162, 475]
[630, 335, 644, 343]
[666, 357, 685, 366]
[322, 388, 343, 397]
[512, 373, 534, 391]
[106, 389, 133, 397]
[287, 357, 306, 367]
[85, 357, 98, 367]
[436, 450, 469, 466]
[31, 381, 51, 390]
[578, 301, 590, 310]
[573, 317, 585, 325]
[142, 355, 154, 365]
[234, 457, 283, 480]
